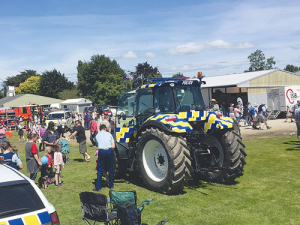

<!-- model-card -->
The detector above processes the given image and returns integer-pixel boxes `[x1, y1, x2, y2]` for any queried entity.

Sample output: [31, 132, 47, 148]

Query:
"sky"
[1, 0, 300, 84]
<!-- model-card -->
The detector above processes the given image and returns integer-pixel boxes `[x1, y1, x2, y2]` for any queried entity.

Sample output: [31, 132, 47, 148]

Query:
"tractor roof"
[137, 77, 204, 89]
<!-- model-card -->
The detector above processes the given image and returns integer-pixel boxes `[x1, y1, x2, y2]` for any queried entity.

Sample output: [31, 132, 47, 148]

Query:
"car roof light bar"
[148, 77, 189, 82]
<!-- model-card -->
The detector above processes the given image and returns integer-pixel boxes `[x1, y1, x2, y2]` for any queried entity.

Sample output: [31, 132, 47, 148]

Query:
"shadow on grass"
[283, 141, 300, 151]
[73, 159, 85, 162]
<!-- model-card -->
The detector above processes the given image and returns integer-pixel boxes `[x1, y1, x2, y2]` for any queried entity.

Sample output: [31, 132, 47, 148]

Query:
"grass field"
[10, 132, 300, 225]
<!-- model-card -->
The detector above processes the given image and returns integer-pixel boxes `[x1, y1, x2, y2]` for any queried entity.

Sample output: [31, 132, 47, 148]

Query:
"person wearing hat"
[210, 99, 220, 113]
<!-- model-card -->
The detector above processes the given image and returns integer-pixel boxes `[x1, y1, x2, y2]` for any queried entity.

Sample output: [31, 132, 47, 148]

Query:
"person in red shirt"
[90, 120, 98, 147]
[25, 133, 42, 181]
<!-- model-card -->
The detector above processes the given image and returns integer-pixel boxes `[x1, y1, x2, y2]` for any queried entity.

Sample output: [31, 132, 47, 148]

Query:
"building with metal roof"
[201, 69, 300, 113]
[0, 94, 63, 108]
[60, 98, 92, 114]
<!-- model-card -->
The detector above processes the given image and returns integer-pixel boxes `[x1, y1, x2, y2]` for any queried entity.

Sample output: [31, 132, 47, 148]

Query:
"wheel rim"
[142, 140, 168, 182]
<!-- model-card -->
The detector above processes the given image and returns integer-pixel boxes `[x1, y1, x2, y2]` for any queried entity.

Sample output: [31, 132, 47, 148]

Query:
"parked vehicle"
[114, 74, 247, 194]
[0, 159, 60, 224]
[46, 110, 71, 129]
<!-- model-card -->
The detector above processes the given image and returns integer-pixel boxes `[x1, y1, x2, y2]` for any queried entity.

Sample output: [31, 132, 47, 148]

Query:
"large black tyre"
[199, 130, 246, 183]
[136, 128, 192, 194]
[114, 151, 127, 179]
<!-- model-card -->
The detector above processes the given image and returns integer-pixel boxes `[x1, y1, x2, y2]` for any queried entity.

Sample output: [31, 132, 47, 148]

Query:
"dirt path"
[240, 118, 297, 140]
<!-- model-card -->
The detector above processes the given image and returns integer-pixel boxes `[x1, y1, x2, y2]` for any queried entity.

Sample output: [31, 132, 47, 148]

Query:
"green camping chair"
[108, 190, 152, 213]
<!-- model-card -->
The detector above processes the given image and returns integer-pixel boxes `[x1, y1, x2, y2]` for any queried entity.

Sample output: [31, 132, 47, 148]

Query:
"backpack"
[249, 106, 255, 116]
[258, 105, 264, 113]
[117, 206, 141, 225]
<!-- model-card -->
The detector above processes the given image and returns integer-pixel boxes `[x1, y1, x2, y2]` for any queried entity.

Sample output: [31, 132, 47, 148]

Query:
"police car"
[0, 157, 60, 225]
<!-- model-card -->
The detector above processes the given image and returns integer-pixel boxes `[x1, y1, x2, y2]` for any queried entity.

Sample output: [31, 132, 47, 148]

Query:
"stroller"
[58, 140, 70, 164]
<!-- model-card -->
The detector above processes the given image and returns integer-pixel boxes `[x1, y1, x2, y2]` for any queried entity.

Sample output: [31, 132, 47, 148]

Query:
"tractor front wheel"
[136, 128, 192, 194]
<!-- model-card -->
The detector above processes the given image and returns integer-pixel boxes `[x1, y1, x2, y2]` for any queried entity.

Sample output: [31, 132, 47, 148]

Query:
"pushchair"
[58, 140, 70, 164]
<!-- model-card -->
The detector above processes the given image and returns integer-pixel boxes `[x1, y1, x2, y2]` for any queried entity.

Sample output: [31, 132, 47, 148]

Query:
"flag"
[122, 75, 131, 81]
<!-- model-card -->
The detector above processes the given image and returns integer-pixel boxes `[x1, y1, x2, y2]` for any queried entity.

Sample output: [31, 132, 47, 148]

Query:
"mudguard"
[116, 111, 234, 143]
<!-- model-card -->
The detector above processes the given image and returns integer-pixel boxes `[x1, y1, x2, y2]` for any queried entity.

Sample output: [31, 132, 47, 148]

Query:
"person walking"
[258, 103, 271, 130]
[90, 119, 98, 147]
[285, 105, 294, 122]
[99, 115, 111, 132]
[93, 124, 115, 191]
[57, 117, 65, 138]
[68, 120, 91, 162]
[294, 105, 300, 142]
[234, 105, 241, 123]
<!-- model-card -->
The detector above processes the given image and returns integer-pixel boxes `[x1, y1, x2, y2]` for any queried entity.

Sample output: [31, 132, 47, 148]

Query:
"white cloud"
[145, 52, 156, 58]
[165, 42, 205, 55]
[165, 40, 254, 56]
[121, 51, 139, 59]
[206, 40, 254, 49]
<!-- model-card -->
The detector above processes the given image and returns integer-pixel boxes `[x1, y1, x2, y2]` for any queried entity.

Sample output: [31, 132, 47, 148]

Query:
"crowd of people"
[0, 108, 117, 192]
[209, 98, 272, 130]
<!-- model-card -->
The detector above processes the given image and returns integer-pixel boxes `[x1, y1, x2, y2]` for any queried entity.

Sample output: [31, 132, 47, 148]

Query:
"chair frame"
[79, 192, 118, 225]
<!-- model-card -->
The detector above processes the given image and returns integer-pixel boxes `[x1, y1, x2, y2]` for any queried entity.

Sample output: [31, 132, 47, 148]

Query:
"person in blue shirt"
[0, 141, 23, 170]
[93, 124, 115, 191]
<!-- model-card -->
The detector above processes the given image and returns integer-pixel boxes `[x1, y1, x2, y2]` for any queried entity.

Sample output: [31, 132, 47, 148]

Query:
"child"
[18, 122, 25, 143]
[95, 149, 109, 185]
[54, 144, 64, 187]
[45, 146, 53, 183]
[40, 163, 49, 189]
[12, 146, 20, 159]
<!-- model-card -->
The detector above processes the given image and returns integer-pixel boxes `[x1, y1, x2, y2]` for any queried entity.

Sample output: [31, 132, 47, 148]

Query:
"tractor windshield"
[173, 86, 206, 112]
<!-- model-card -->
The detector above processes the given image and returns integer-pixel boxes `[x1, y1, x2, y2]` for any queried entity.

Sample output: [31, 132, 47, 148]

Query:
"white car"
[0, 160, 60, 224]
[116, 107, 129, 116]
[46, 110, 72, 128]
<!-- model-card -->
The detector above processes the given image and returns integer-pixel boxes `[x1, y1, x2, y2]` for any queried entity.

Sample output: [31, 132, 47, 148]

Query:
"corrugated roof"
[0, 94, 63, 107]
[61, 98, 92, 104]
[202, 69, 278, 88]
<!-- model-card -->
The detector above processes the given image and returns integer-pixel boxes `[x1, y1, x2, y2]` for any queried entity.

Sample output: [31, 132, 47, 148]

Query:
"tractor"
[114, 74, 246, 194]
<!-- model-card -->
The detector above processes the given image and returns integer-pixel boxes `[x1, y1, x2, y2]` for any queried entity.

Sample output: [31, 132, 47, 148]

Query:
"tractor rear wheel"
[198, 130, 246, 183]
[136, 128, 192, 194]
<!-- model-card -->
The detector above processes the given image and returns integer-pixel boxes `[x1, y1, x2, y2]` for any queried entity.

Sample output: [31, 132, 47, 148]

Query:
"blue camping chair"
[59, 140, 70, 164]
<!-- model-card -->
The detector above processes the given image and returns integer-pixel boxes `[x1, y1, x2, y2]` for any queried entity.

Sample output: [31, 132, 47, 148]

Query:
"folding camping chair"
[58, 140, 70, 164]
[108, 190, 152, 224]
[79, 192, 118, 225]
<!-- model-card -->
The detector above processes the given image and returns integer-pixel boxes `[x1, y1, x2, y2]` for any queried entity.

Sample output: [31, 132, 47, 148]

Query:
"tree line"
[2, 50, 300, 105]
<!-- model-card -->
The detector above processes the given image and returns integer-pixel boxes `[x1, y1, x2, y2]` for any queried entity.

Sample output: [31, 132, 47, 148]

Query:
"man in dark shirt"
[43, 121, 60, 155]
[68, 120, 91, 162]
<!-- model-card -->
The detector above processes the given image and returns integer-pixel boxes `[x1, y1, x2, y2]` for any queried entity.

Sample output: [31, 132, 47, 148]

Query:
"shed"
[60, 98, 92, 114]
[201, 69, 300, 114]
[0, 94, 63, 108]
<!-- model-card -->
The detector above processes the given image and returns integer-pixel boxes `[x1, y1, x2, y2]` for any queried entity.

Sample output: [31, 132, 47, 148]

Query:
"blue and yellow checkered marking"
[138, 82, 166, 89]
[0, 211, 51, 225]
[204, 112, 234, 133]
[116, 127, 134, 143]
[146, 114, 193, 133]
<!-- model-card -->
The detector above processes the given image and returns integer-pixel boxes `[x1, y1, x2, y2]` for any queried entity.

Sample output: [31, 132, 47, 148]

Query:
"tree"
[15, 76, 41, 95]
[3, 70, 40, 96]
[77, 55, 128, 105]
[129, 62, 161, 88]
[40, 69, 73, 98]
[266, 56, 276, 70]
[58, 89, 78, 99]
[172, 72, 185, 78]
[284, 64, 300, 73]
[246, 49, 276, 72]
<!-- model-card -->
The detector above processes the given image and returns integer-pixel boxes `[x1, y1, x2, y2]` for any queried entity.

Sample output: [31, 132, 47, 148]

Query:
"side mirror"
[122, 114, 126, 120]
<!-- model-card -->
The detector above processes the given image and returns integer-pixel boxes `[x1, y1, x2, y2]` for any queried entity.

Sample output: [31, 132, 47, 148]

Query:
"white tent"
[60, 98, 92, 114]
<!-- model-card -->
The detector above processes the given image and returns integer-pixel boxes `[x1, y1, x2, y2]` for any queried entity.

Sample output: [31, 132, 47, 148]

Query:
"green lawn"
[11, 132, 300, 225]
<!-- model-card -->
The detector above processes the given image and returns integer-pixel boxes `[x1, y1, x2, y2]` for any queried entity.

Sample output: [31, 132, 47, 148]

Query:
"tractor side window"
[154, 87, 174, 113]
[137, 94, 153, 115]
